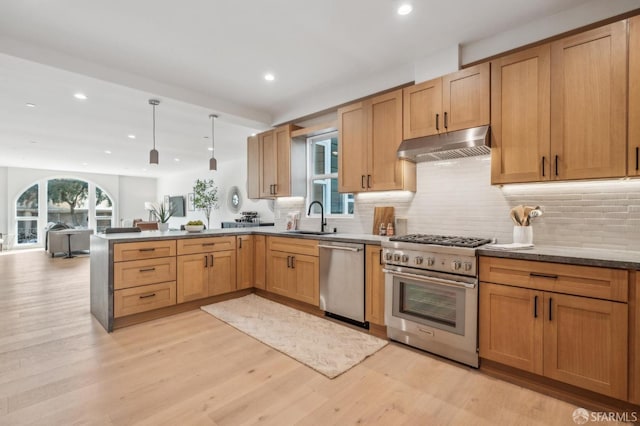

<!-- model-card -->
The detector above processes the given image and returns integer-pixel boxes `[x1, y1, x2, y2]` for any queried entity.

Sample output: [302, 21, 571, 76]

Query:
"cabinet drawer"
[114, 257, 176, 290]
[480, 257, 628, 302]
[177, 236, 236, 255]
[114, 240, 176, 262]
[114, 281, 176, 318]
[267, 236, 318, 257]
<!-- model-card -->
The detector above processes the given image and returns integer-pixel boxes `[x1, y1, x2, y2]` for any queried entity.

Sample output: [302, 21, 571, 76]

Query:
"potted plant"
[151, 202, 174, 232]
[185, 220, 204, 233]
[193, 178, 219, 230]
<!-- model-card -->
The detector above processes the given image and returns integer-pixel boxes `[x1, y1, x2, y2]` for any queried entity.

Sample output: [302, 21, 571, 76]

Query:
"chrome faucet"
[307, 201, 327, 233]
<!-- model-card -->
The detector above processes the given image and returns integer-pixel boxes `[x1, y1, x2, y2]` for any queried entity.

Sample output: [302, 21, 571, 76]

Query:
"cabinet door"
[491, 45, 551, 184]
[365, 245, 385, 326]
[338, 101, 368, 192]
[247, 135, 261, 199]
[208, 250, 236, 296]
[479, 283, 543, 374]
[543, 293, 628, 400]
[550, 22, 627, 180]
[368, 89, 405, 191]
[236, 235, 254, 290]
[266, 250, 291, 297]
[403, 77, 442, 139]
[176, 254, 210, 303]
[442, 62, 490, 132]
[631, 272, 640, 404]
[254, 235, 266, 290]
[274, 124, 291, 196]
[629, 17, 640, 177]
[290, 254, 319, 306]
[259, 130, 276, 197]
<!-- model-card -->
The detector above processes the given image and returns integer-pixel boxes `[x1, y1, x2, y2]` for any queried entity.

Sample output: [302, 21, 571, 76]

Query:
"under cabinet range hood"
[397, 125, 490, 162]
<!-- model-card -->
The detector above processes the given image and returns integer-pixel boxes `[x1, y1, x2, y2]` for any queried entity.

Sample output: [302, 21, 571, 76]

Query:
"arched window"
[14, 178, 115, 247]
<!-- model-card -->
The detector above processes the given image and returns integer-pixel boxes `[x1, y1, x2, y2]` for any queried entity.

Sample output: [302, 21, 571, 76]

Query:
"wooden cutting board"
[372, 207, 395, 234]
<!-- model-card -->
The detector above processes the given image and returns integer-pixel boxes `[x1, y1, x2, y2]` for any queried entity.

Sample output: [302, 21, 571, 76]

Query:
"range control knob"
[393, 253, 401, 262]
[385, 252, 393, 261]
[427, 257, 435, 266]
[464, 262, 472, 271]
[415, 256, 424, 265]
[451, 260, 462, 271]
[401, 254, 409, 263]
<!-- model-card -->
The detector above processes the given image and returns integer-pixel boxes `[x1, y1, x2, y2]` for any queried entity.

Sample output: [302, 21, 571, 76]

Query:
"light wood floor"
[0, 250, 599, 425]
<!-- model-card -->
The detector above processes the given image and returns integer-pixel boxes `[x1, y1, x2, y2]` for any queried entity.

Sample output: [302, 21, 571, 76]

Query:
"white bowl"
[185, 225, 204, 233]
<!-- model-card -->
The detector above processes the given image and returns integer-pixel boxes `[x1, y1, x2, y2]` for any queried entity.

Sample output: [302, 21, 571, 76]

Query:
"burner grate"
[389, 234, 491, 248]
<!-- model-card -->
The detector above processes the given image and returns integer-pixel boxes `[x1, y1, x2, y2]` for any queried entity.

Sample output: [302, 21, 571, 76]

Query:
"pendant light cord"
[210, 114, 218, 157]
[152, 103, 156, 150]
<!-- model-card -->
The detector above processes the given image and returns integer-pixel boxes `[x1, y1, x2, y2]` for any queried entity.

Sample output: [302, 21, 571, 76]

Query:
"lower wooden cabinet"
[114, 281, 177, 318]
[254, 235, 266, 290]
[177, 250, 236, 303]
[631, 273, 640, 404]
[479, 282, 628, 400]
[266, 237, 319, 306]
[365, 245, 385, 326]
[236, 235, 254, 290]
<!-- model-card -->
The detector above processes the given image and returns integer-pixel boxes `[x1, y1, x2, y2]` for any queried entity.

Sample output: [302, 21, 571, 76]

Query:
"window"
[16, 184, 39, 244]
[307, 132, 353, 216]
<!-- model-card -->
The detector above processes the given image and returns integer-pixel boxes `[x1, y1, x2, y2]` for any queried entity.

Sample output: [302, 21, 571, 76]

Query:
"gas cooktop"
[388, 234, 491, 248]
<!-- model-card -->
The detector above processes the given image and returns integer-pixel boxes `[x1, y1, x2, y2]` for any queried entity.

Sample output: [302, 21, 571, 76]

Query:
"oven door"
[383, 265, 479, 367]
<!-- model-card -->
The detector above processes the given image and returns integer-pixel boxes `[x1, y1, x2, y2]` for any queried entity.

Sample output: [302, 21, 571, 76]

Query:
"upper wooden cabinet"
[403, 63, 489, 139]
[491, 45, 551, 184]
[248, 124, 305, 199]
[629, 16, 640, 177]
[338, 89, 416, 193]
[246, 134, 260, 199]
[550, 21, 627, 180]
[491, 21, 628, 183]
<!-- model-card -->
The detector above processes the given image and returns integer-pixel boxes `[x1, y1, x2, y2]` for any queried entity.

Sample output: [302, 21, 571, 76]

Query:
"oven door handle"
[383, 268, 477, 289]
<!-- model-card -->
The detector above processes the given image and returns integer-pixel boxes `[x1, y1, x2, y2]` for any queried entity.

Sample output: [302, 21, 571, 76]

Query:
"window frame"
[306, 131, 353, 218]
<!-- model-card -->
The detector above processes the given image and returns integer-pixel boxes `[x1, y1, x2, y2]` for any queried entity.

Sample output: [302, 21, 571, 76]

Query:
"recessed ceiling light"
[397, 3, 413, 15]
[264, 73, 275, 81]
[207, 147, 213, 151]
[174, 158, 180, 162]
[203, 136, 209, 139]
[74, 93, 88, 100]
[251, 133, 257, 137]
[127, 134, 136, 139]
[104, 150, 112, 154]
[30, 140, 38, 144]
[25, 103, 36, 108]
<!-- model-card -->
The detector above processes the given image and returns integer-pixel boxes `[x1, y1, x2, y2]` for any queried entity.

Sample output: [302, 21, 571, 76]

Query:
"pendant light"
[209, 114, 218, 171]
[149, 99, 160, 165]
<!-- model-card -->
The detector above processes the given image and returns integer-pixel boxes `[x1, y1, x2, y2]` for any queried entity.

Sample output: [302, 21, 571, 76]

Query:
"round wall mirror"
[228, 186, 242, 213]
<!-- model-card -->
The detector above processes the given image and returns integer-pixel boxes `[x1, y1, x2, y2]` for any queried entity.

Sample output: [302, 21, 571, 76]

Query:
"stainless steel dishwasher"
[319, 241, 366, 327]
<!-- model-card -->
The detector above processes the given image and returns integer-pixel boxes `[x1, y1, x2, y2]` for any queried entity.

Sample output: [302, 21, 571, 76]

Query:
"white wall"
[0, 166, 7, 236]
[156, 158, 274, 230]
[118, 175, 157, 223]
[274, 157, 640, 251]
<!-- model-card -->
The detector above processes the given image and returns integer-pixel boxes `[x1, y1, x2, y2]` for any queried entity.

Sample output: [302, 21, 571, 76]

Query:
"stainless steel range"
[382, 234, 491, 367]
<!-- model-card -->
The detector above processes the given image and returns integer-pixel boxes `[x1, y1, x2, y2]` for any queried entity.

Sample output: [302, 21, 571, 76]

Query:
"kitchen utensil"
[523, 206, 534, 226]
[372, 207, 394, 235]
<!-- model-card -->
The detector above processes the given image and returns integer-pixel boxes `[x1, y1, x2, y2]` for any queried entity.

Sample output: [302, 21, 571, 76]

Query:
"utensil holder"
[513, 226, 533, 245]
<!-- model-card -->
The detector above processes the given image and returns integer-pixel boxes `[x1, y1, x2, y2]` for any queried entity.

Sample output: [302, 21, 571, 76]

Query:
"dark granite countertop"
[92, 226, 387, 246]
[478, 245, 640, 270]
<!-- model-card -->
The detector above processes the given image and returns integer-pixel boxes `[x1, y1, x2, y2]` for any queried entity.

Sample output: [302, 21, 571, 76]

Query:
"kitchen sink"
[285, 230, 334, 235]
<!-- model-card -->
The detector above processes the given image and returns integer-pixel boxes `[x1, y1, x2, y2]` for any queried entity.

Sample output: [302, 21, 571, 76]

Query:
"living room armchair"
[47, 228, 94, 257]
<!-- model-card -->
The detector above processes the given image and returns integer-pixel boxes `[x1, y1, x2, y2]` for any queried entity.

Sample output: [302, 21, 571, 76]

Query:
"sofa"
[47, 226, 94, 257]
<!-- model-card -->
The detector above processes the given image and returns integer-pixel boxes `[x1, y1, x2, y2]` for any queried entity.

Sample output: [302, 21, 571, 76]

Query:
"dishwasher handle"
[318, 244, 362, 252]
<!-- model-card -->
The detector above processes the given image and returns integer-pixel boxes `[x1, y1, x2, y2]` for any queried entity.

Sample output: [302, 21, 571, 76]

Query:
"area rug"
[201, 294, 387, 378]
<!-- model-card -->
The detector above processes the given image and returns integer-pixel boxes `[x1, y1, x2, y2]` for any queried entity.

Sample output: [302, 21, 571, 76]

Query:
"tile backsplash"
[275, 155, 640, 250]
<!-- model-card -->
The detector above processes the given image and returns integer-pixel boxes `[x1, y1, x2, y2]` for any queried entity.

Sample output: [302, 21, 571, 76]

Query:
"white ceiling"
[0, 0, 637, 177]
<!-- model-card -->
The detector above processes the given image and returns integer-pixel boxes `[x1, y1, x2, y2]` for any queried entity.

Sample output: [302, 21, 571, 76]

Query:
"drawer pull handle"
[139, 248, 156, 252]
[139, 293, 156, 299]
[541, 156, 545, 177]
[205, 255, 208, 268]
[139, 268, 156, 272]
[530, 272, 558, 280]
[435, 113, 439, 131]
[533, 295, 538, 318]
[548, 298, 553, 321]
[202, 243, 216, 246]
